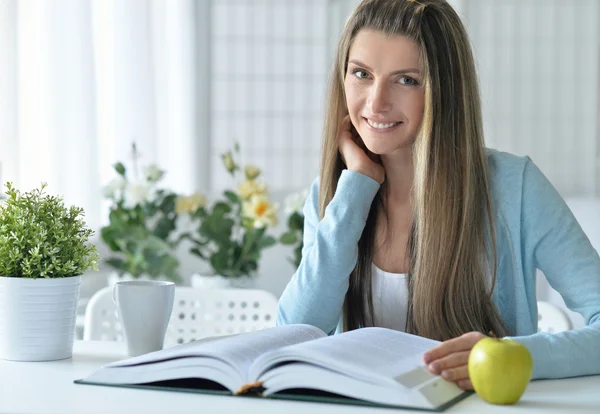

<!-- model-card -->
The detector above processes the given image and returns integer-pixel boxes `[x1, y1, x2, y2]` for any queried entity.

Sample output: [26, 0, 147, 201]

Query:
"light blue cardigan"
[276, 149, 600, 380]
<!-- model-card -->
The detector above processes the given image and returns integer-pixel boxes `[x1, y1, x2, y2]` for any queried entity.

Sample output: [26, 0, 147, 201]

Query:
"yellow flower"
[243, 195, 278, 228]
[175, 193, 208, 214]
[237, 179, 267, 200]
[244, 165, 261, 180]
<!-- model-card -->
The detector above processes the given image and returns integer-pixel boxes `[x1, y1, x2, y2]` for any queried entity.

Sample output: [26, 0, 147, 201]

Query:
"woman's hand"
[422, 332, 487, 391]
[338, 115, 385, 184]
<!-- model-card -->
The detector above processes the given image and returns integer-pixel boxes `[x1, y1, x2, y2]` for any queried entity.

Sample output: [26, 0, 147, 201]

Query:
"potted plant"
[101, 144, 182, 284]
[0, 182, 99, 361]
[279, 189, 308, 269]
[184, 145, 278, 288]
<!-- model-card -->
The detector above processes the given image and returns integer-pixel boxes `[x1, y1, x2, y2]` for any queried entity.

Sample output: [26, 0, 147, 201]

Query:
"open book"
[76, 324, 469, 411]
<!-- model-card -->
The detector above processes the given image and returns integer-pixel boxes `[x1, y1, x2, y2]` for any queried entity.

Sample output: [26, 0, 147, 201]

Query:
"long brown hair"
[319, 0, 509, 340]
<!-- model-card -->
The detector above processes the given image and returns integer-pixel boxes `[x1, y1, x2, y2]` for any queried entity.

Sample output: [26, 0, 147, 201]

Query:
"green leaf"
[190, 247, 207, 259]
[280, 232, 298, 245]
[160, 194, 177, 214]
[133, 203, 145, 217]
[191, 238, 209, 247]
[192, 207, 207, 220]
[114, 162, 126, 176]
[289, 212, 304, 230]
[106, 257, 126, 271]
[293, 244, 303, 268]
[243, 261, 258, 272]
[224, 191, 239, 204]
[210, 249, 230, 275]
[174, 232, 197, 247]
[200, 215, 234, 246]
[145, 250, 180, 282]
[213, 202, 232, 215]
[100, 227, 121, 252]
[153, 216, 176, 240]
[259, 236, 276, 249]
[144, 235, 171, 255]
[143, 202, 159, 217]
[108, 209, 128, 228]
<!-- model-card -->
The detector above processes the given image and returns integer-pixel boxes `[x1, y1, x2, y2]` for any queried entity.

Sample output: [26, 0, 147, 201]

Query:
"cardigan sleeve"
[507, 158, 600, 379]
[276, 170, 380, 335]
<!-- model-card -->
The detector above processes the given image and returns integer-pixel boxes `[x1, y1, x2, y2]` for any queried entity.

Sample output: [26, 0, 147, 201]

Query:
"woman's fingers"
[423, 332, 488, 390]
[424, 332, 485, 364]
[428, 350, 470, 375]
[337, 115, 385, 184]
[457, 379, 473, 391]
[440, 364, 469, 382]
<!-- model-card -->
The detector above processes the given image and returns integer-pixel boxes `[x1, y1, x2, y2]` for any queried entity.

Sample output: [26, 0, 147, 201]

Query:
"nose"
[367, 81, 392, 114]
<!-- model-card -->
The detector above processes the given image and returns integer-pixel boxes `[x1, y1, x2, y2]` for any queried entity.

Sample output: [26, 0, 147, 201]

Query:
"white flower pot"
[0, 275, 81, 361]
[190, 273, 231, 289]
[229, 276, 256, 289]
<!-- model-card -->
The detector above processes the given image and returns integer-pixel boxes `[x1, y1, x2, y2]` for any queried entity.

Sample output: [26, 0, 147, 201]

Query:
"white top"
[371, 263, 408, 332]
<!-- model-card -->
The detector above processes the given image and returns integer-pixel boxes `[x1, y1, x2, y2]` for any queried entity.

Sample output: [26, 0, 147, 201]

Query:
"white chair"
[83, 287, 279, 347]
[537, 301, 572, 334]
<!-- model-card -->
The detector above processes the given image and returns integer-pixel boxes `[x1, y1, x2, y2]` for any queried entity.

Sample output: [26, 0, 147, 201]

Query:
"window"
[208, 0, 332, 193]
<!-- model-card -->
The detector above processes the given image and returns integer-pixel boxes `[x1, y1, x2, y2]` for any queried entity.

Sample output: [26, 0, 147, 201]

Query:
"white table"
[1, 340, 598, 414]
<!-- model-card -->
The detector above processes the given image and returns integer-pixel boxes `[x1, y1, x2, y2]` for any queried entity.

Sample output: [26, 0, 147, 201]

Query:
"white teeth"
[367, 119, 400, 129]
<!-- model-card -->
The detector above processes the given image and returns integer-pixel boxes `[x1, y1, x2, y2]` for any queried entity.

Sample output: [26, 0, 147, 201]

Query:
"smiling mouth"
[364, 118, 403, 130]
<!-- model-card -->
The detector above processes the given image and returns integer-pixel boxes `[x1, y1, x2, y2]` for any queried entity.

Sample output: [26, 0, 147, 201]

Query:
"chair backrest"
[83, 287, 279, 347]
[537, 301, 572, 334]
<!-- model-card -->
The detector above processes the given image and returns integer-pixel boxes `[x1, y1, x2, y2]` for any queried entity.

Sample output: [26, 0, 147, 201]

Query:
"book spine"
[235, 381, 266, 396]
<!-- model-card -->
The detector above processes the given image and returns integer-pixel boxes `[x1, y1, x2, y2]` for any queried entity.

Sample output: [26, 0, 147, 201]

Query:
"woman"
[276, 0, 600, 390]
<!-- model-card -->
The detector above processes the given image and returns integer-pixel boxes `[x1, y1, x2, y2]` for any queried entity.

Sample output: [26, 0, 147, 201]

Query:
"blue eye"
[352, 69, 370, 79]
[399, 76, 418, 86]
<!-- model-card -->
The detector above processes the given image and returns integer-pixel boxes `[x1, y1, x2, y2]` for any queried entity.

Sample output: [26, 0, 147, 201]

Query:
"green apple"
[468, 337, 533, 405]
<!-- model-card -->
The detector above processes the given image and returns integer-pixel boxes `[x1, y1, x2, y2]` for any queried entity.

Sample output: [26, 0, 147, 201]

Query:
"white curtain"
[0, 0, 200, 231]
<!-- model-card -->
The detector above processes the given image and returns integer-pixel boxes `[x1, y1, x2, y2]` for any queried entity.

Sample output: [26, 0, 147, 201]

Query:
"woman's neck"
[374, 148, 414, 274]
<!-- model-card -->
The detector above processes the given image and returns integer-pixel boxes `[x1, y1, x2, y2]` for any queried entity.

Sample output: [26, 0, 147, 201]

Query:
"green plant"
[279, 190, 308, 268]
[0, 182, 99, 278]
[100, 144, 182, 282]
[184, 145, 278, 279]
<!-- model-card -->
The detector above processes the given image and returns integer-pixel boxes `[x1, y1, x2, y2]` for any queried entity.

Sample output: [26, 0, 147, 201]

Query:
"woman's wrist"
[347, 164, 385, 184]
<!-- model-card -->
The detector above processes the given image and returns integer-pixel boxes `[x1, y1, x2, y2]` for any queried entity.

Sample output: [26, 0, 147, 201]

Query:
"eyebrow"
[348, 59, 420, 75]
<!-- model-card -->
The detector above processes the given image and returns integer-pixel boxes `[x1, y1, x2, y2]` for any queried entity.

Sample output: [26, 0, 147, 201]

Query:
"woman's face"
[344, 29, 425, 155]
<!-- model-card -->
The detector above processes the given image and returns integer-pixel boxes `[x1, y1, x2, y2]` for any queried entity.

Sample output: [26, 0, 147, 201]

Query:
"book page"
[250, 327, 439, 387]
[105, 324, 326, 383]
[260, 359, 464, 410]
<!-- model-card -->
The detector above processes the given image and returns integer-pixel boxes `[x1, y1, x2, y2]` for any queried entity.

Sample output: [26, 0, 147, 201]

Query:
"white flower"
[123, 182, 150, 208]
[243, 195, 279, 228]
[103, 178, 126, 200]
[144, 165, 164, 183]
[284, 189, 309, 216]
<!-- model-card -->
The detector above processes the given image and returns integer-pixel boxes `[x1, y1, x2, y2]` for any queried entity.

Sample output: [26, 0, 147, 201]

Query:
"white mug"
[112, 280, 175, 356]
